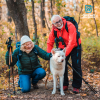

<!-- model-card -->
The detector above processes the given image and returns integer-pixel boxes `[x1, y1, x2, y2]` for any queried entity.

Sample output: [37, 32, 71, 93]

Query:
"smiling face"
[24, 41, 33, 51]
[53, 16, 63, 29]
[20, 41, 34, 54]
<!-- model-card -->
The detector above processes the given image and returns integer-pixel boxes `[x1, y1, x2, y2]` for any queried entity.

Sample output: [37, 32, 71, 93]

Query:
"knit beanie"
[21, 35, 32, 45]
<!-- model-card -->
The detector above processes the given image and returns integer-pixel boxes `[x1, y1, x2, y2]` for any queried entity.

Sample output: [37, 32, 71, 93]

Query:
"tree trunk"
[50, 0, 53, 17]
[7, 10, 12, 23]
[6, 0, 29, 39]
[15, 26, 17, 43]
[0, 0, 1, 20]
[31, 0, 38, 45]
[40, 0, 45, 28]
[78, 0, 84, 25]
[53, 0, 55, 6]
[92, 0, 98, 37]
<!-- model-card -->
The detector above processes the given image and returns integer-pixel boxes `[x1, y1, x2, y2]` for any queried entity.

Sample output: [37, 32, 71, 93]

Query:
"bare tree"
[31, 0, 38, 44]
[92, 0, 98, 37]
[50, 0, 53, 17]
[40, 0, 45, 28]
[78, 0, 84, 25]
[15, 26, 17, 43]
[7, 10, 12, 23]
[0, 0, 1, 20]
[6, 0, 29, 39]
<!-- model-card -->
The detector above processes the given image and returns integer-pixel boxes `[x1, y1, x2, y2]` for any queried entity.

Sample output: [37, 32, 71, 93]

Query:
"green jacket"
[5, 45, 51, 75]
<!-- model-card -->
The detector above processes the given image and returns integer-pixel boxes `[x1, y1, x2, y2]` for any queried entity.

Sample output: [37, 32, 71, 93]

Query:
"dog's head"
[51, 48, 66, 64]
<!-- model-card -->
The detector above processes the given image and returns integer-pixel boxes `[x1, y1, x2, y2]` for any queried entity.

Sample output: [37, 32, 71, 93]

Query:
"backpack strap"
[65, 22, 68, 32]
[16, 41, 20, 48]
[54, 30, 66, 48]
[17, 47, 23, 71]
[54, 30, 57, 37]
[33, 45, 38, 55]
[54, 30, 60, 48]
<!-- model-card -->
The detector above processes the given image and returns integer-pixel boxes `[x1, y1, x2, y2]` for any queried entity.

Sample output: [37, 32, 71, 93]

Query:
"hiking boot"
[58, 86, 68, 91]
[73, 88, 79, 94]
[33, 83, 39, 89]
[63, 86, 68, 91]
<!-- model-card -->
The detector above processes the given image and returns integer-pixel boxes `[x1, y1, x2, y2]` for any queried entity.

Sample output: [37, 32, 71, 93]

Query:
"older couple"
[5, 15, 82, 94]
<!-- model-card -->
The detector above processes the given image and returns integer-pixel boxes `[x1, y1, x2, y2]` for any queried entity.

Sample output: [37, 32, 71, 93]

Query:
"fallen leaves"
[80, 93, 87, 97]
[0, 96, 7, 100]
[0, 90, 2, 94]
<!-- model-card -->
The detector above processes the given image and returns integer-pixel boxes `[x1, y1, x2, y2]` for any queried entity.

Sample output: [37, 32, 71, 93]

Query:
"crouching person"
[5, 35, 52, 93]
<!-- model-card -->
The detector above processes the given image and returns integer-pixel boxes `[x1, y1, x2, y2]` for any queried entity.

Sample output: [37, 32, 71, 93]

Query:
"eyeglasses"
[53, 19, 62, 25]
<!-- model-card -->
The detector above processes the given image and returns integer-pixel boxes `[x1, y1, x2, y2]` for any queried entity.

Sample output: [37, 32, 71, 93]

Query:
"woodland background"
[0, 0, 100, 99]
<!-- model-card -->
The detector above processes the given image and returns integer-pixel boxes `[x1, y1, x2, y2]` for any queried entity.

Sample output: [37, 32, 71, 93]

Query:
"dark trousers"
[63, 45, 82, 89]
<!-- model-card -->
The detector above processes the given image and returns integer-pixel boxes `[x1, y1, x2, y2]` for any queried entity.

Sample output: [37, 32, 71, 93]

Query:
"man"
[47, 15, 82, 93]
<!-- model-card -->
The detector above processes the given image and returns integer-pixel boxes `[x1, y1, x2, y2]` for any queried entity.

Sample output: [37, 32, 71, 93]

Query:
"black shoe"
[33, 84, 39, 89]
[73, 88, 79, 94]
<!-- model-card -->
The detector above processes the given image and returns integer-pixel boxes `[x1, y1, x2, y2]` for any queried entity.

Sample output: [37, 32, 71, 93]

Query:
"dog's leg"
[52, 75, 56, 94]
[56, 77, 59, 88]
[60, 76, 65, 95]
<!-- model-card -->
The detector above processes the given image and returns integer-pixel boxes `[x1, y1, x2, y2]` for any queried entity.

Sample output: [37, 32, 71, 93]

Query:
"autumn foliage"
[0, 0, 100, 99]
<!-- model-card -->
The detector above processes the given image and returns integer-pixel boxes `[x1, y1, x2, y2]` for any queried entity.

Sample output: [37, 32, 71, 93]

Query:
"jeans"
[63, 45, 82, 89]
[18, 68, 46, 93]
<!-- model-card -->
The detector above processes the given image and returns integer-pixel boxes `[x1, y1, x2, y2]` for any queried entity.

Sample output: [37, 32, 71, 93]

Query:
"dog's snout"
[61, 59, 64, 62]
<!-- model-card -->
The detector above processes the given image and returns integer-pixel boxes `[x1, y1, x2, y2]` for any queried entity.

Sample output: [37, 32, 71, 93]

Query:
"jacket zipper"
[28, 55, 33, 71]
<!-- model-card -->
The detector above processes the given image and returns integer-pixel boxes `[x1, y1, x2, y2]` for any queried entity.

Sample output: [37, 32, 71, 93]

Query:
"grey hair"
[51, 15, 61, 23]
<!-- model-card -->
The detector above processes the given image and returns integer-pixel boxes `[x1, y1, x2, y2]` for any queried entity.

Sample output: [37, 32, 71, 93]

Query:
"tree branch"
[92, 0, 98, 37]
[78, 0, 84, 25]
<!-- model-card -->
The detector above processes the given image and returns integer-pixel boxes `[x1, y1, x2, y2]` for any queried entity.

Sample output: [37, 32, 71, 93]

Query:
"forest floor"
[0, 61, 100, 100]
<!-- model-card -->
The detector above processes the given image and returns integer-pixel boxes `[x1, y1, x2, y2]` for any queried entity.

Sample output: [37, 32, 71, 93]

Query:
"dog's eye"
[62, 55, 64, 57]
[58, 56, 60, 57]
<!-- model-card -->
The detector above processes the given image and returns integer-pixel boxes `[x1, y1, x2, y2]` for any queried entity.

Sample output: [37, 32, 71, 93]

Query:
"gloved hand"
[50, 53, 52, 58]
[7, 45, 12, 52]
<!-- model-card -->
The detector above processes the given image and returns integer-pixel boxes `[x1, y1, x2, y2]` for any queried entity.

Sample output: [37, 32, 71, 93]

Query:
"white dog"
[50, 48, 66, 95]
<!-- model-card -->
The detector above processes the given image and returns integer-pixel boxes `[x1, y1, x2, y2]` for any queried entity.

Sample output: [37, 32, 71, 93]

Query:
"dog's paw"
[52, 91, 56, 94]
[61, 92, 65, 96]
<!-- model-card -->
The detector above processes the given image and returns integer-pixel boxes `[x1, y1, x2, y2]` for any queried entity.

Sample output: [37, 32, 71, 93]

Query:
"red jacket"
[47, 17, 81, 56]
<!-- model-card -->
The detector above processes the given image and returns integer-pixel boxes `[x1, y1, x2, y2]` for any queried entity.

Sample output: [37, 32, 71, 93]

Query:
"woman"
[5, 35, 52, 93]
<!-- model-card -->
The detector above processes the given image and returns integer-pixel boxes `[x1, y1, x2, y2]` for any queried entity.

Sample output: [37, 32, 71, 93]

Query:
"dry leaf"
[81, 93, 87, 96]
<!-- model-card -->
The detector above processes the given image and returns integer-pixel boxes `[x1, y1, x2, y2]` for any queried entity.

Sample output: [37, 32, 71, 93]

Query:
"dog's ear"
[51, 49, 55, 55]
[62, 47, 66, 53]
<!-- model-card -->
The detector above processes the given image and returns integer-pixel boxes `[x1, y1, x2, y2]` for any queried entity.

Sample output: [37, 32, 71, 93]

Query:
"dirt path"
[0, 62, 100, 100]
[0, 79, 100, 100]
